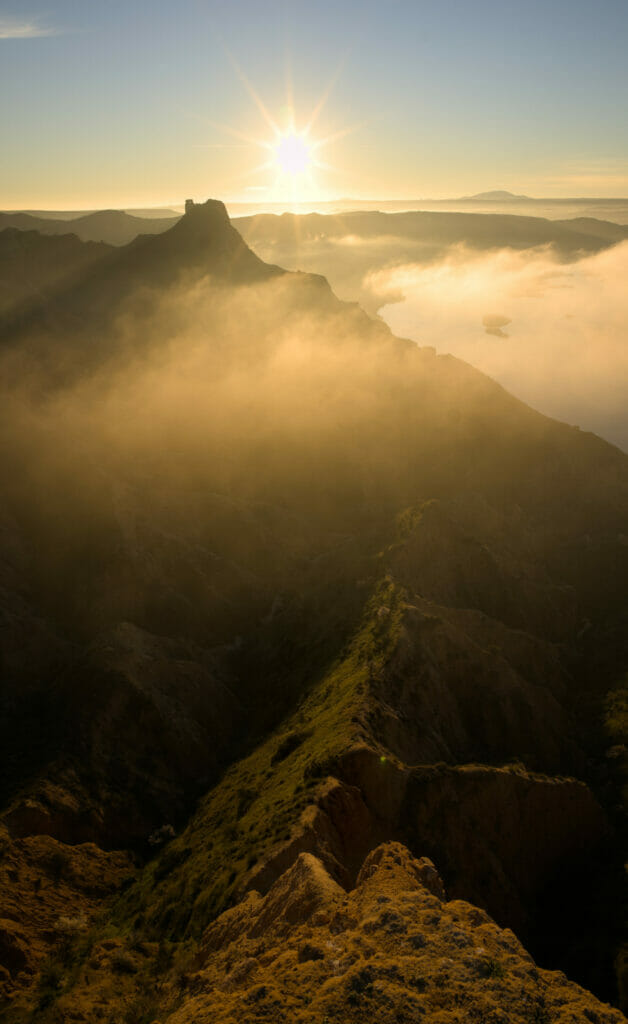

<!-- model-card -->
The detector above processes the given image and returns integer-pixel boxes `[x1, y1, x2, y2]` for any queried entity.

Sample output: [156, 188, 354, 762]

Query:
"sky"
[2, 0, 628, 208]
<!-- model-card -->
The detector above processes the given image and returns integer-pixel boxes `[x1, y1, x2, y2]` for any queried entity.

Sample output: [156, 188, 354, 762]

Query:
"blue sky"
[1, 0, 628, 207]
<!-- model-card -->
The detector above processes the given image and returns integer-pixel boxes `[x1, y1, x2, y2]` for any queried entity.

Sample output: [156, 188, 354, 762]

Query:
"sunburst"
[192, 49, 360, 204]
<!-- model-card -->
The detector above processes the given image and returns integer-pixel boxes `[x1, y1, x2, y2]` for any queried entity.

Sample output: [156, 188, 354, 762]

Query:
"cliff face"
[1, 203, 628, 1020]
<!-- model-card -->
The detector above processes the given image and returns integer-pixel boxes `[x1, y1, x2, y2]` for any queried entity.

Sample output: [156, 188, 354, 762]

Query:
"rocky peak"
[159, 197, 237, 254]
[143, 196, 276, 282]
[180, 198, 231, 232]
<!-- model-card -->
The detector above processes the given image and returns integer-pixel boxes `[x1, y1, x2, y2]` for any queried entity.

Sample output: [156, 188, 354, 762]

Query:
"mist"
[231, 211, 628, 451]
[0, 269, 437, 647]
[363, 242, 628, 451]
[2, 253, 603, 648]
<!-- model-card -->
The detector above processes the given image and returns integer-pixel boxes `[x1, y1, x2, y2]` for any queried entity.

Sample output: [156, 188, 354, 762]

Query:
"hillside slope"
[0, 229, 110, 316]
[1, 199, 627, 1021]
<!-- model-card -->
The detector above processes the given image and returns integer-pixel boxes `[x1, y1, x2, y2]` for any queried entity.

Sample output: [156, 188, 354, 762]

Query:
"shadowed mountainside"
[0, 230, 110, 316]
[1, 200, 628, 1022]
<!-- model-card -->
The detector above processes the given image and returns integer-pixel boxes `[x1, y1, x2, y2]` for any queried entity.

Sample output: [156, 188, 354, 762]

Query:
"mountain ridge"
[1, 199, 628, 1020]
[0, 209, 179, 246]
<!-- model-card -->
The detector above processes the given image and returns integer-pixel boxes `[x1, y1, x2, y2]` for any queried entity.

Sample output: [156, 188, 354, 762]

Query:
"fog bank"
[368, 242, 628, 451]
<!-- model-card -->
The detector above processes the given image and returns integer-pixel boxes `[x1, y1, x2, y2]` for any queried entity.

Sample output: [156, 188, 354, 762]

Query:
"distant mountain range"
[232, 208, 628, 322]
[10, 207, 179, 221]
[0, 208, 179, 246]
[3, 202, 628, 251]
[236, 208, 628, 253]
[462, 189, 533, 201]
[4, 192, 628, 242]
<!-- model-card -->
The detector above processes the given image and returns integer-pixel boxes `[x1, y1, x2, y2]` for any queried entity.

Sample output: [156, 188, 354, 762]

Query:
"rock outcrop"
[0, 823, 133, 1002]
[66, 842, 623, 1024]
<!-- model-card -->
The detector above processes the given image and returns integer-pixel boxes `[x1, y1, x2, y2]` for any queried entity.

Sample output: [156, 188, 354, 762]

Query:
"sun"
[193, 52, 361, 203]
[273, 131, 312, 176]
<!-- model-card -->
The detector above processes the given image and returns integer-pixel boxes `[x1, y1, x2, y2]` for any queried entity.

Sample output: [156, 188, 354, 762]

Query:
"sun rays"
[189, 48, 359, 204]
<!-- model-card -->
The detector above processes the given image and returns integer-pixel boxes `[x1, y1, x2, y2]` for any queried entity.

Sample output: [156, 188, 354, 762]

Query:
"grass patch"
[111, 578, 405, 943]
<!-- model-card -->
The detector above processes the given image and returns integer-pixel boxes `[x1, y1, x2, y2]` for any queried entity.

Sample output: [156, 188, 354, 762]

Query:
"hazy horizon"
[5, 190, 628, 213]
[6, 193, 628, 228]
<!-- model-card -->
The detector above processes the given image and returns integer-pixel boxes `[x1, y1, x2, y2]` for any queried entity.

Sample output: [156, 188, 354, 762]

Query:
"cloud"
[0, 16, 57, 39]
[367, 242, 628, 451]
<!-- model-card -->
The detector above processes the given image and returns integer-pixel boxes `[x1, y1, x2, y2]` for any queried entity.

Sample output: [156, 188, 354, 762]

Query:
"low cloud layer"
[366, 242, 628, 451]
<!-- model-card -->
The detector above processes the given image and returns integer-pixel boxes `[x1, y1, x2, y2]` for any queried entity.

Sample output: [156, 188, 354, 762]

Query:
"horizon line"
[4, 193, 628, 215]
